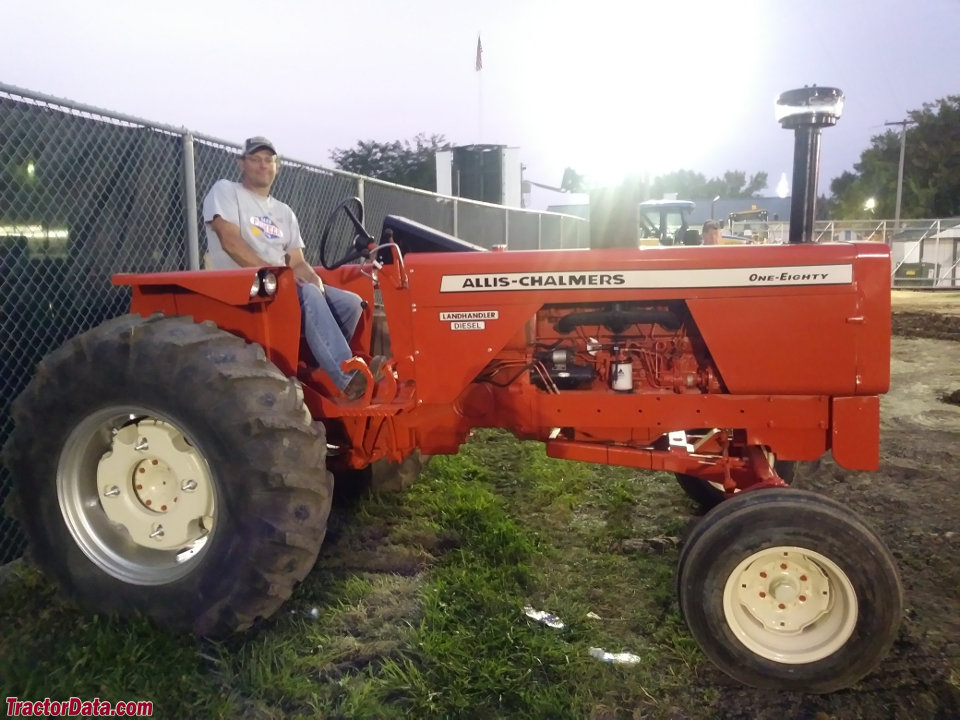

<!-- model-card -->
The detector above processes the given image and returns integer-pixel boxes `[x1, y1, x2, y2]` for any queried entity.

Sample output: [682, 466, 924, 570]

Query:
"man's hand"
[288, 249, 324, 292]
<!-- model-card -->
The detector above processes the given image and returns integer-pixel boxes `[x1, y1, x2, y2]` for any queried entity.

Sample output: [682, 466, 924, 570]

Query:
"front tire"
[334, 450, 427, 502]
[333, 307, 428, 500]
[675, 459, 797, 510]
[677, 488, 902, 692]
[3, 314, 333, 636]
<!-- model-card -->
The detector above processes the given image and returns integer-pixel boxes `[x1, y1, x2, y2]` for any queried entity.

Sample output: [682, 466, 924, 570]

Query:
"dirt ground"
[708, 290, 960, 719]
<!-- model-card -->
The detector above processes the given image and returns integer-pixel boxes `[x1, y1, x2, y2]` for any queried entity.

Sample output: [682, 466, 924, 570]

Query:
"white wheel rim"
[58, 406, 216, 585]
[723, 545, 858, 664]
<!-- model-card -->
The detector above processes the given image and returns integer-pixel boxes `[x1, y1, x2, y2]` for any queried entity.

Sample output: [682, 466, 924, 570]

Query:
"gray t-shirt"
[202, 179, 305, 269]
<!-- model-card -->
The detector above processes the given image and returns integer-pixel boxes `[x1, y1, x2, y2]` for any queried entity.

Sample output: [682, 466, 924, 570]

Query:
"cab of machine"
[637, 199, 697, 246]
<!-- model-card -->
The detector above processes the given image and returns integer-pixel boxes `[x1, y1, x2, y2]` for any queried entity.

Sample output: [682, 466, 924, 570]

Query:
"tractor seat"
[376, 215, 487, 264]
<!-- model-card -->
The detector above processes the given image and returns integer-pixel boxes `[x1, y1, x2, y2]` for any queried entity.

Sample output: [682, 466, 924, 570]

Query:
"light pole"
[884, 119, 914, 231]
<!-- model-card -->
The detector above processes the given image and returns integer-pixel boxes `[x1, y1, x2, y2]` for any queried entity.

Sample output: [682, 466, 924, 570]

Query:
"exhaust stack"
[776, 86, 844, 244]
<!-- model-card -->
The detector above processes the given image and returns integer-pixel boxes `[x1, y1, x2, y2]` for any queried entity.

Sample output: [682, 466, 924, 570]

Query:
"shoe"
[368, 355, 388, 381]
[342, 356, 388, 401]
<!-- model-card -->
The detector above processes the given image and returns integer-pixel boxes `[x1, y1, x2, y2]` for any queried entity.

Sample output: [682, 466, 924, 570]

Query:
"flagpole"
[478, 71, 483, 142]
[475, 32, 483, 142]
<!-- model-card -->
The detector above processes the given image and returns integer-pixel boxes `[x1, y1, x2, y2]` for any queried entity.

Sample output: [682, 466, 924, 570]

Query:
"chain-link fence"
[0, 82, 589, 564]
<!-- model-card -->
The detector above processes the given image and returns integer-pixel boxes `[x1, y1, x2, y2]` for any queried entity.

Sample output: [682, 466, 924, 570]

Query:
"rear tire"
[3, 314, 332, 636]
[677, 488, 903, 692]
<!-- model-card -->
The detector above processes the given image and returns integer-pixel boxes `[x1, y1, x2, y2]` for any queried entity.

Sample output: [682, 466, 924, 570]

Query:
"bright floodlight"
[775, 86, 844, 128]
[776, 172, 790, 199]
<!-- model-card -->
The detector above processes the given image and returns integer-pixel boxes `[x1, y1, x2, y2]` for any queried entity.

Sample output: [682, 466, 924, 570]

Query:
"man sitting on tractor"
[202, 136, 382, 399]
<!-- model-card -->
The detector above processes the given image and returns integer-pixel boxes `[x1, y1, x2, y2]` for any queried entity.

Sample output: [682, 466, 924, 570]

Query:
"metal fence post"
[453, 198, 459, 237]
[182, 132, 200, 270]
[356, 177, 365, 206]
[935, 220, 941, 286]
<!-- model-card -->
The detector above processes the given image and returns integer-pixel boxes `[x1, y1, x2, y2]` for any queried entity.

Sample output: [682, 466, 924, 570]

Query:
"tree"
[636, 169, 768, 200]
[329, 134, 453, 191]
[827, 95, 960, 220]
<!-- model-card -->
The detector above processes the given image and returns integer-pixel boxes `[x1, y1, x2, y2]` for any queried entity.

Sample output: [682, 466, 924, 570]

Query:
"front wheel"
[4, 314, 333, 636]
[677, 488, 902, 692]
[334, 450, 428, 503]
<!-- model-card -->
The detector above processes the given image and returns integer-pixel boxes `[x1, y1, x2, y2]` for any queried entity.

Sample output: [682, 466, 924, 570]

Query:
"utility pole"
[884, 119, 915, 231]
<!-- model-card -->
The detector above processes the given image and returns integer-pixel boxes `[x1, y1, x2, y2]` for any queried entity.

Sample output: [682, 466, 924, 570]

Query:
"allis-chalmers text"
[455, 273, 625, 290]
[440, 265, 853, 293]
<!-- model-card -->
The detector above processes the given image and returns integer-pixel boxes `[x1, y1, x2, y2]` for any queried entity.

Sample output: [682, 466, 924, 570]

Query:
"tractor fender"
[112, 267, 283, 306]
[112, 267, 303, 377]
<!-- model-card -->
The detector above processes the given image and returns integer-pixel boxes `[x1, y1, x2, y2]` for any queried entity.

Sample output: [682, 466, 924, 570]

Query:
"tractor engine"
[528, 302, 722, 395]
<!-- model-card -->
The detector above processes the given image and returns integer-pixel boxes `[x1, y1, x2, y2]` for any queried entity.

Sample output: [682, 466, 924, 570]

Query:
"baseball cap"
[702, 219, 724, 232]
[243, 136, 277, 156]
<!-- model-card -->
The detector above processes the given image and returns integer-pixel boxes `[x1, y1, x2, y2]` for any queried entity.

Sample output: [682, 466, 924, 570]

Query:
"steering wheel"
[319, 197, 377, 270]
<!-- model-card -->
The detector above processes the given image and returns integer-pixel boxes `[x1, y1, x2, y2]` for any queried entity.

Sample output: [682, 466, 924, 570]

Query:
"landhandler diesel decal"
[439, 310, 499, 331]
[439, 265, 854, 292]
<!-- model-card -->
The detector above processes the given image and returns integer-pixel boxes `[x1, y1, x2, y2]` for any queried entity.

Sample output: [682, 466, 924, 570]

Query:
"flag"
[475, 34, 483, 72]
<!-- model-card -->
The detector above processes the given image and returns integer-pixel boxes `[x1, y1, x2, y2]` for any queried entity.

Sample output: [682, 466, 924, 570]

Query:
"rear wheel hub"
[98, 420, 214, 550]
[57, 407, 217, 585]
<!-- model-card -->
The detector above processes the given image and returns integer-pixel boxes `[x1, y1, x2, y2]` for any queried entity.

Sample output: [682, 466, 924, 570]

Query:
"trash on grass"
[589, 647, 642, 664]
[585, 611, 602, 620]
[523, 606, 565, 629]
[290, 607, 320, 619]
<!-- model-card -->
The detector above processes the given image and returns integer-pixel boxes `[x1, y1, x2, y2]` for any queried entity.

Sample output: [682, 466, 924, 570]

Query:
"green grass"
[0, 429, 712, 719]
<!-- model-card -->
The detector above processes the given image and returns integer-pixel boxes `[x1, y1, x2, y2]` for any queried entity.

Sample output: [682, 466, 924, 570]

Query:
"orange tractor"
[3, 87, 902, 692]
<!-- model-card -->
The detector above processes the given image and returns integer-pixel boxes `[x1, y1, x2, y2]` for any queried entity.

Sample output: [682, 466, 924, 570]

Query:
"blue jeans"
[297, 283, 364, 390]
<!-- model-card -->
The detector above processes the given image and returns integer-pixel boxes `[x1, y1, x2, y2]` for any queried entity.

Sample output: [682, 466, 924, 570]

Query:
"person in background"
[202, 136, 382, 399]
[701, 219, 724, 246]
